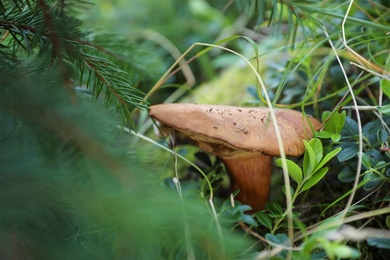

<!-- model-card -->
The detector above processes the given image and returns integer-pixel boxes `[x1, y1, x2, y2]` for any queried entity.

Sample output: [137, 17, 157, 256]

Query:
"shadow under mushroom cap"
[149, 103, 322, 158]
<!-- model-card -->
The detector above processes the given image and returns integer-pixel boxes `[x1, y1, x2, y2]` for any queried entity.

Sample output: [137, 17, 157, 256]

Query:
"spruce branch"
[235, 0, 390, 46]
[37, 0, 75, 100]
[81, 52, 148, 127]
[0, 0, 148, 129]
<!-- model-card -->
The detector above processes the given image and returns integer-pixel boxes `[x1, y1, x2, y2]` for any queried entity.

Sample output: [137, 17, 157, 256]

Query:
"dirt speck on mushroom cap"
[149, 103, 321, 157]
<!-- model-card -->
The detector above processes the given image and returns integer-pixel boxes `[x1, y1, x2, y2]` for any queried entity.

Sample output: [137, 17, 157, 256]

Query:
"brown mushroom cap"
[149, 103, 321, 158]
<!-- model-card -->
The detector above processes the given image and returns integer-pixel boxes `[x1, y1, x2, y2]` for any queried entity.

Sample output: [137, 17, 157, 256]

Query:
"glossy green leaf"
[303, 140, 317, 176]
[331, 244, 361, 259]
[378, 104, 390, 115]
[377, 129, 388, 144]
[343, 117, 359, 136]
[337, 146, 358, 162]
[380, 196, 390, 202]
[265, 202, 283, 217]
[275, 158, 302, 184]
[338, 166, 356, 183]
[321, 111, 331, 124]
[241, 214, 258, 227]
[331, 134, 341, 143]
[375, 161, 386, 169]
[265, 233, 290, 246]
[313, 147, 342, 173]
[236, 204, 253, 213]
[386, 168, 390, 178]
[321, 110, 346, 138]
[225, 204, 252, 215]
[380, 78, 390, 99]
[363, 172, 383, 191]
[315, 131, 333, 139]
[301, 167, 328, 191]
[367, 237, 390, 249]
[361, 153, 372, 169]
[366, 150, 383, 166]
[310, 138, 323, 163]
[256, 212, 272, 229]
[363, 174, 382, 191]
[335, 111, 346, 130]
[316, 130, 342, 142]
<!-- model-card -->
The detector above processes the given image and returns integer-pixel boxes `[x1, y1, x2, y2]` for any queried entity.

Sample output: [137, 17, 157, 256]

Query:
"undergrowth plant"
[0, 0, 249, 259]
[139, 0, 390, 259]
[1, 0, 390, 259]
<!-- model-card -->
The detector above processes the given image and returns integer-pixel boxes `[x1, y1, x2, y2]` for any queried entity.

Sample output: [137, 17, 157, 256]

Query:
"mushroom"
[149, 103, 321, 212]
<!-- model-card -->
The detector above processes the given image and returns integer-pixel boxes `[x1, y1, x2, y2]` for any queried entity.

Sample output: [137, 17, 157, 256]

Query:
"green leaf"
[303, 140, 317, 176]
[321, 111, 331, 124]
[316, 130, 342, 143]
[331, 134, 341, 143]
[338, 166, 356, 183]
[321, 110, 346, 139]
[386, 168, 390, 178]
[337, 146, 358, 162]
[200, 172, 218, 194]
[275, 158, 303, 184]
[236, 204, 253, 213]
[282, 185, 294, 197]
[380, 78, 390, 99]
[265, 233, 290, 246]
[361, 153, 372, 169]
[256, 212, 273, 229]
[313, 147, 342, 173]
[344, 117, 359, 136]
[367, 237, 390, 249]
[378, 104, 390, 115]
[199, 176, 209, 194]
[224, 203, 252, 215]
[241, 214, 258, 227]
[386, 216, 390, 229]
[331, 244, 361, 259]
[377, 129, 388, 144]
[310, 138, 323, 163]
[301, 167, 328, 191]
[265, 202, 283, 217]
[315, 131, 333, 139]
[363, 172, 383, 191]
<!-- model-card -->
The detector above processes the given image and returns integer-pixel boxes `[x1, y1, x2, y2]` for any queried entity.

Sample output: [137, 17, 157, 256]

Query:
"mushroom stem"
[222, 153, 273, 212]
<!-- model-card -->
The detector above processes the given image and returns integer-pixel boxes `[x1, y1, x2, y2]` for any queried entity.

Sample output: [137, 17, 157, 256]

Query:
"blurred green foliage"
[1, 0, 390, 259]
[0, 0, 251, 258]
